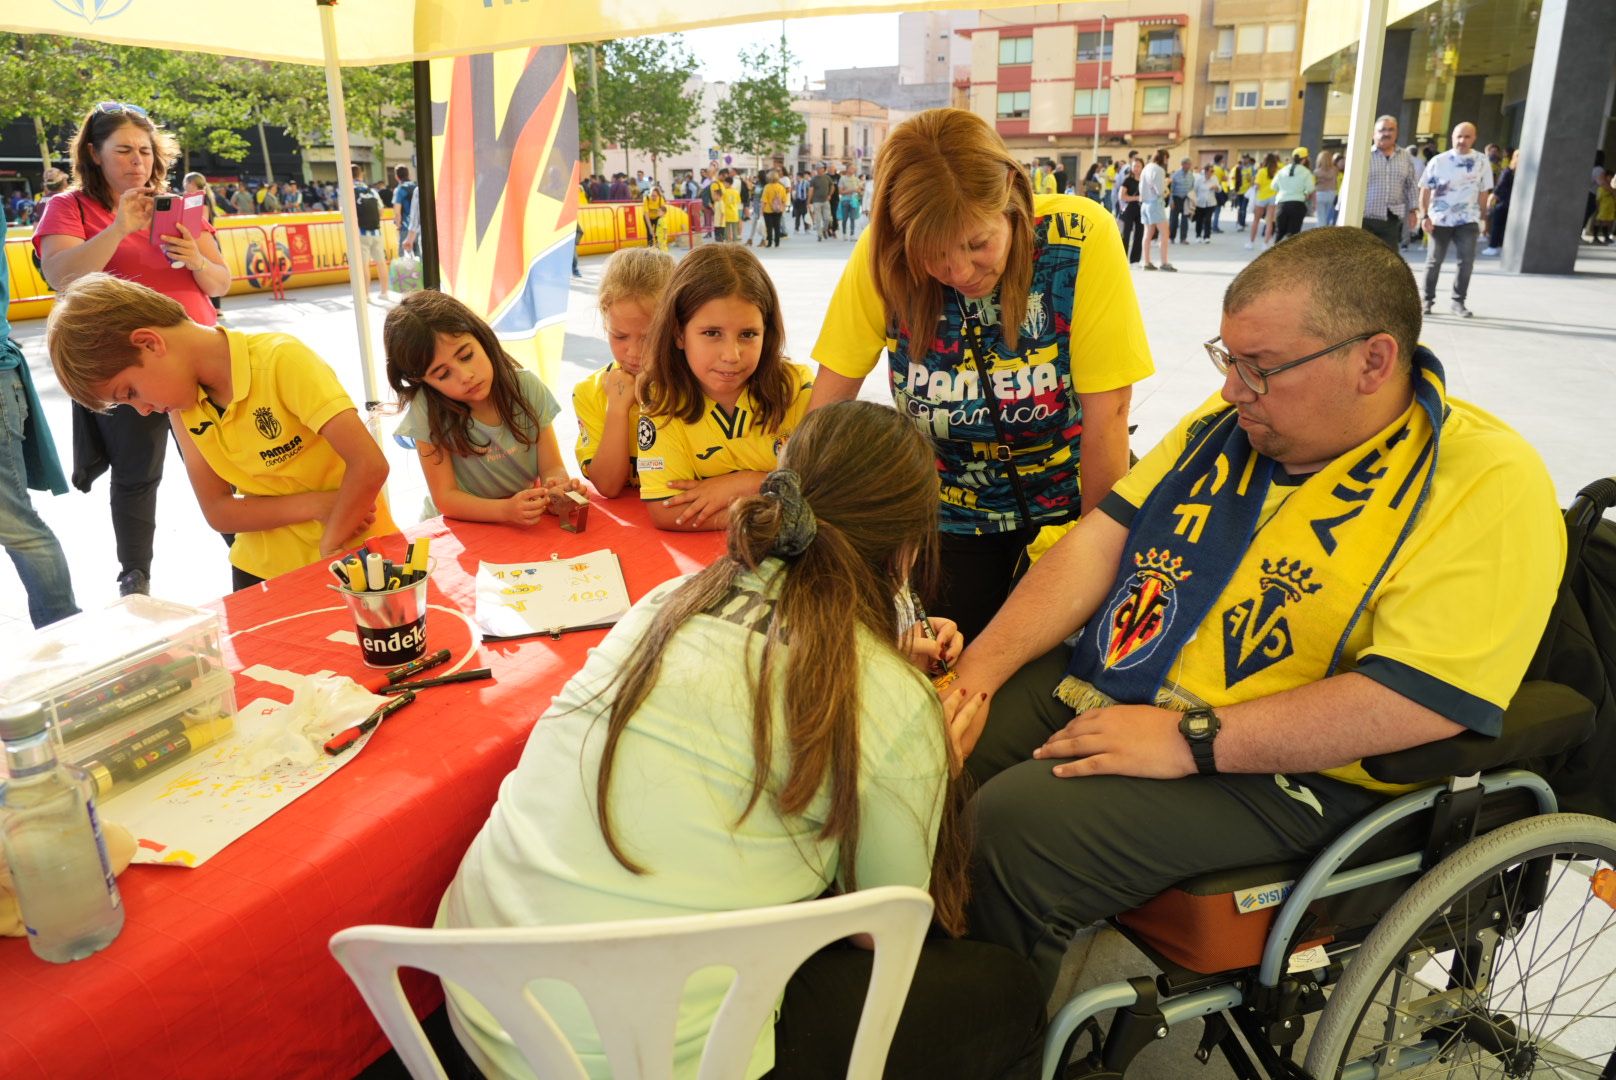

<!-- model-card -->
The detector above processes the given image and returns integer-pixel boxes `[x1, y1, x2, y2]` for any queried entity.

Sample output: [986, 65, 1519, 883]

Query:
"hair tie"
[760, 469, 818, 558]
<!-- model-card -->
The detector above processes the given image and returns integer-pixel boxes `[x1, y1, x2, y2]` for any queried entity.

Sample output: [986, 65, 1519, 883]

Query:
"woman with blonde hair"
[810, 107, 1153, 640]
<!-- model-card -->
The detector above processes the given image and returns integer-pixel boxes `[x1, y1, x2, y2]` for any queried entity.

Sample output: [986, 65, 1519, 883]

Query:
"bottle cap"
[0, 701, 48, 742]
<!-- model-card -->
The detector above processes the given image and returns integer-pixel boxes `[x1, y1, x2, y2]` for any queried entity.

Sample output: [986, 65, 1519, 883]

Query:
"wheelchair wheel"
[1305, 813, 1616, 1078]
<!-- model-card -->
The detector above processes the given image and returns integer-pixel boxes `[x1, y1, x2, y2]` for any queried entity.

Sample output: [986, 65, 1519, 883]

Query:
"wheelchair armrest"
[1360, 681, 1595, 786]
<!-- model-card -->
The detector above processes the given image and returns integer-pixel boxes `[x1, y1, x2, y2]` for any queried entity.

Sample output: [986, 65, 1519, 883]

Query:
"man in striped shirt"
[1361, 115, 1420, 251]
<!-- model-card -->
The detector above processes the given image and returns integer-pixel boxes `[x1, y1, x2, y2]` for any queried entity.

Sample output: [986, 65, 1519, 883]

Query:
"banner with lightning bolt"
[429, 46, 578, 387]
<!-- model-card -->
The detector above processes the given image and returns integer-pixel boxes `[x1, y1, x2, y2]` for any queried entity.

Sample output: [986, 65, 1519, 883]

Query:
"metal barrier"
[575, 197, 715, 256]
[266, 218, 397, 300]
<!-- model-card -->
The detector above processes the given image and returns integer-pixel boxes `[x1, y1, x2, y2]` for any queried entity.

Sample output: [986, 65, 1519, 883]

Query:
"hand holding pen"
[906, 591, 963, 681]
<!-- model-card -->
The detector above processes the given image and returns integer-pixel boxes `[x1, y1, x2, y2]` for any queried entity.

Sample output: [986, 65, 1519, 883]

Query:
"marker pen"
[323, 691, 415, 756]
[382, 667, 493, 694]
[365, 552, 385, 591]
[55, 662, 199, 743]
[328, 560, 350, 587]
[79, 715, 235, 797]
[384, 647, 451, 684]
[56, 655, 178, 721]
[406, 537, 431, 581]
[342, 556, 367, 591]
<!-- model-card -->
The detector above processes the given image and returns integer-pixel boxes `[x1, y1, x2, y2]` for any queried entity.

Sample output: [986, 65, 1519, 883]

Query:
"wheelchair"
[1041, 478, 1616, 1080]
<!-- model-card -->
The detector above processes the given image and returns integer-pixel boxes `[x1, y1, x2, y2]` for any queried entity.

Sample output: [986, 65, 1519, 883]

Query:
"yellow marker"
[406, 537, 432, 580]
[342, 556, 367, 591]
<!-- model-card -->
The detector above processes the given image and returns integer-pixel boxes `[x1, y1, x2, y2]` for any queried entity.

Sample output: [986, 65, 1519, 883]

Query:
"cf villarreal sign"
[1101, 548, 1191, 670]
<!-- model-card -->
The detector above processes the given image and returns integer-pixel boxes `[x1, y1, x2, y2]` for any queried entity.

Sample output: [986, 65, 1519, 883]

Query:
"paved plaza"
[3, 218, 1614, 1073]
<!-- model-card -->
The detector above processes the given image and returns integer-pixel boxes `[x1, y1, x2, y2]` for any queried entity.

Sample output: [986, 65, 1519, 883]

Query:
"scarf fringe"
[1054, 675, 1199, 714]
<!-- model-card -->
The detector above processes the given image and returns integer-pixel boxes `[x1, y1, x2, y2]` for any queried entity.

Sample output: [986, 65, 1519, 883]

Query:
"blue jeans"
[0, 366, 78, 627]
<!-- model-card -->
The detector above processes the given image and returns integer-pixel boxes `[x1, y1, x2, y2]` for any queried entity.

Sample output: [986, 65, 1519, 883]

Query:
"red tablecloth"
[0, 499, 724, 1080]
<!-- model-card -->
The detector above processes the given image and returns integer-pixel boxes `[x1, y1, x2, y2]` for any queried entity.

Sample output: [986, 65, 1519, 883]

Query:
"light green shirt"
[438, 561, 949, 1079]
[1273, 163, 1316, 204]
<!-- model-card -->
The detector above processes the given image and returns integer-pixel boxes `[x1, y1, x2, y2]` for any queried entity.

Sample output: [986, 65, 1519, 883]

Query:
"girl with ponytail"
[438, 401, 1046, 1079]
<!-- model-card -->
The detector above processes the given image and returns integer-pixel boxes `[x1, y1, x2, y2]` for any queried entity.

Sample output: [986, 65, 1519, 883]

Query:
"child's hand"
[601, 368, 636, 410]
[540, 476, 585, 501]
[320, 506, 377, 559]
[504, 487, 550, 526]
[940, 686, 988, 778]
[903, 617, 963, 675]
[665, 472, 762, 528]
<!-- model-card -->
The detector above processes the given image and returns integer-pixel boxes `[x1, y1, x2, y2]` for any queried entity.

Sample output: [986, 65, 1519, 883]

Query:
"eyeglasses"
[95, 101, 149, 119]
[1204, 332, 1381, 395]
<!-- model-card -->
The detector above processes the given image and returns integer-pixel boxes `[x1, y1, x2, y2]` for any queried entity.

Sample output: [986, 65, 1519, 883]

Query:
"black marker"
[382, 667, 493, 694]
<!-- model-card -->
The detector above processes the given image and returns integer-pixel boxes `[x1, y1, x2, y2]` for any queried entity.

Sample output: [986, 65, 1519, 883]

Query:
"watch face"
[1185, 716, 1210, 738]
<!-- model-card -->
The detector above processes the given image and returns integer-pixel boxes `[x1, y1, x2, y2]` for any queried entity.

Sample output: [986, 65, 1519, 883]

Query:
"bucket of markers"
[332, 548, 435, 669]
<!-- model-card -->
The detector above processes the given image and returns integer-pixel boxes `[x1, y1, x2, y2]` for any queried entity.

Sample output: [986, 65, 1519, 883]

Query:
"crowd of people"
[0, 99, 1591, 1080]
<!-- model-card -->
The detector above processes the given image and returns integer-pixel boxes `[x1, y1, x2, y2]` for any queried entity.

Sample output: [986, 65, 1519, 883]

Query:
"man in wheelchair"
[953, 227, 1590, 1075]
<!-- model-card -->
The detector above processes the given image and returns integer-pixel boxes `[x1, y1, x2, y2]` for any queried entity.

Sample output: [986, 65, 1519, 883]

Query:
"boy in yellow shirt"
[46, 273, 393, 590]
[721, 171, 743, 242]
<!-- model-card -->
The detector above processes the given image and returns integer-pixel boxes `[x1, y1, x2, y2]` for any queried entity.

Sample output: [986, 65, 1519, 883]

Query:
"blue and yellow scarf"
[1059, 348, 1448, 711]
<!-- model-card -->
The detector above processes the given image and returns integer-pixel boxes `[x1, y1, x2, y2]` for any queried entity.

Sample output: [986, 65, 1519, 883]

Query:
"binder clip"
[557, 490, 591, 533]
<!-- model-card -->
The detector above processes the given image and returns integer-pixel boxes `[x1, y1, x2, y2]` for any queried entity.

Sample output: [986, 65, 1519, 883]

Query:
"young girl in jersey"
[572, 247, 675, 498]
[384, 290, 581, 524]
[638, 243, 814, 532]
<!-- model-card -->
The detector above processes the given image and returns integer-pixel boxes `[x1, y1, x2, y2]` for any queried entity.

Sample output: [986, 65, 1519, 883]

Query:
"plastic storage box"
[0, 595, 237, 797]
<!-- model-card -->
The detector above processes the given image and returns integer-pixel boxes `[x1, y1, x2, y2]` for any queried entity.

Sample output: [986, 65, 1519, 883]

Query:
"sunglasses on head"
[95, 101, 149, 119]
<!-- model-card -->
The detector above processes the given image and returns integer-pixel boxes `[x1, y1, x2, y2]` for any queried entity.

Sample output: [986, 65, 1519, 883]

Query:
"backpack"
[394, 180, 416, 225]
[1522, 478, 1616, 820]
[355, 184, 382, 231]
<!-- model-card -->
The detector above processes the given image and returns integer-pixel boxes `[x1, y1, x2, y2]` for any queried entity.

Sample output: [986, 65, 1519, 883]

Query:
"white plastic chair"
[329, 885, 934, 1080]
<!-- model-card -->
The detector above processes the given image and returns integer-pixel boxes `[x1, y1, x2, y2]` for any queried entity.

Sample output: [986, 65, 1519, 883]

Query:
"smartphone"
[149, 192, 207, 250]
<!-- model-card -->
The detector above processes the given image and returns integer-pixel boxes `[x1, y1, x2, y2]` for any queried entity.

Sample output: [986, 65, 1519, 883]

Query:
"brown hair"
[640, 244, 796, 431]
[593, 401, 973, 934]
[1260, 152, 1281, 181]
[867, 108, 1037, 353]
[70, 105, 178, 211]
[46, 272, 189, 409]
[382, 290, 546, 458]
[597, 247, 675, 317]
[1224, 227, 1421, 373]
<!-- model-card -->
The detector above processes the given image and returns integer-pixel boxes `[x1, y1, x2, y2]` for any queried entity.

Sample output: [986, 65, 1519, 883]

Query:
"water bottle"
[0, 701, 124, 963]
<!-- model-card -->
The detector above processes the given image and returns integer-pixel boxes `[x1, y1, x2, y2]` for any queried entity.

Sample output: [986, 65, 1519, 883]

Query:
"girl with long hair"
[637, 244, 815, 532]
[439, 401, 1045, 1079]
[1246, 151, 1282, 249]
[384, 290, 579, 524]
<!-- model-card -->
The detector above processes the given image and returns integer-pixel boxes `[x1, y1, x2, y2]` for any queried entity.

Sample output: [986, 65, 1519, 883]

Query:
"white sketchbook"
[474, 549, 632, 640]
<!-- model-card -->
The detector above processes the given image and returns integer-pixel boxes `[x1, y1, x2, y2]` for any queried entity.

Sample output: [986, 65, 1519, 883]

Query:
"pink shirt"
[33, 190, 219, 326]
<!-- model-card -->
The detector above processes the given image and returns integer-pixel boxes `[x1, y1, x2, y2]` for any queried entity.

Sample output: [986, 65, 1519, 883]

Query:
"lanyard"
[954, 294, 1034, 528]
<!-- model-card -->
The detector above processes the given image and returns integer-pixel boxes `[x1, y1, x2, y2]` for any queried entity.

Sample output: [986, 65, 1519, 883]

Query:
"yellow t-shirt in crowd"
[1105, 390, 1564, 793]
[1253, 168, 1278, 200]
[721, 183, 742, 224]
[177, 329, 396, 579]
[637, 361, 815, 501]
[1034, 170, 1057, 195]
[642, 191, 665, 220]
[1212, 165, 1229, 192]
[761, 181, 790, 214]
[572, 361, 640, 485]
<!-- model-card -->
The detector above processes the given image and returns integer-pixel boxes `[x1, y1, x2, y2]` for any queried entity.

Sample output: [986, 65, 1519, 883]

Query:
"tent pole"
[316, 0, 382, 423]
[412, 60, 440, 291]
[1337, 0, 1390, 229]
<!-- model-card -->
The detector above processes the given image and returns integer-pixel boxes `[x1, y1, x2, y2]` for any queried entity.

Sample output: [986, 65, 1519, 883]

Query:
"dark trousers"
[1361, 212, 1403, 251]
[934, 526, 1040, 642]
[1169, 195, 1189, 244]
[1488, 204, 1509, 250]
[791, 198, 807, 230]
[231, 566, 265, 592]
[1274, 199, 1307, 242]
[1234, 193, 1248, 228]
[764, 211, 784, 246]
[84, 403, 168, 581]
[1214, 189, 1228, 230]
[1424, 221, 1480, 302]
[1119, 208, 1143, 263]
[766, 939, 1045, 1079]
[1193, 205, 1214, 239]
[965, 647, 1384, 995]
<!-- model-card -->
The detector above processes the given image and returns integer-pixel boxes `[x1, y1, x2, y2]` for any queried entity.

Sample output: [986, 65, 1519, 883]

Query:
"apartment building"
[790, 97, 895, 175]
[1197, 0, 1308, 167]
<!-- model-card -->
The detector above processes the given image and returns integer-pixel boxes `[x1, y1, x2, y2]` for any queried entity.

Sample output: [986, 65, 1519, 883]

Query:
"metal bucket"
[335, 559, 433, 668]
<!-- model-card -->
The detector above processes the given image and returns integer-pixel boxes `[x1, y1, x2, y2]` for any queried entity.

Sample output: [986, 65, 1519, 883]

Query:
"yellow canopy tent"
[3, 0, 992, 416]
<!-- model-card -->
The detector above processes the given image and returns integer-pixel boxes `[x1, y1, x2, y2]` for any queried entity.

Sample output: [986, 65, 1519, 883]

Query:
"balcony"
[1137, 52, 1184, 75]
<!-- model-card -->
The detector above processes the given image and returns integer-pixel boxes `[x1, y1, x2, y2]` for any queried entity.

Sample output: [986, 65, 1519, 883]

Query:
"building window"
[1235, 25, 1265, 53]
[1076, 29, 1114, 61]
[1262, 80, 1290, 109]
[1141, 85, 1172, 115]
[1232, 81, 1259, 110]
[1073, 87, 1111, 116]
[997, 91, 1031, 119]
[1215, 27, 1234, 58]
[1212, 83, 1229, 112]
[1138, 28, 1183, 73]
[1267, 23, 1297, 52]
[998, 36, 1033, 65]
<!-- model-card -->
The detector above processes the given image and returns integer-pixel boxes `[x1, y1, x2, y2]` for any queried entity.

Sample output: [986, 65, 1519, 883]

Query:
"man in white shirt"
[1419, 121, 1493, 318]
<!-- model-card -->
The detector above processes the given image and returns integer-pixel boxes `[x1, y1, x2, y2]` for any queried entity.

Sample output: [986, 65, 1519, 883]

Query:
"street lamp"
[1092, 14, 1108, 173]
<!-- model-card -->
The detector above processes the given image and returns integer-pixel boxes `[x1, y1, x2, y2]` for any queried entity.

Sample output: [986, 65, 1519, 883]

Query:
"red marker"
[323, 692, 415, 756]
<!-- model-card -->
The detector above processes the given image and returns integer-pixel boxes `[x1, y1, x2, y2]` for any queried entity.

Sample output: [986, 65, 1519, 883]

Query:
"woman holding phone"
[33, 102, 229, 598]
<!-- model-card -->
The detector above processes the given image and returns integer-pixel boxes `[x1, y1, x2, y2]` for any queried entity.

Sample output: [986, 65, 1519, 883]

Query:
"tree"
[119, 50, 254, 172]
[343, 63, 415, 178]
[715, 42, 805, 170]
[572, 43, 609, 175]
[0, 34, 112, 172]
[599, 37, 700, 183]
